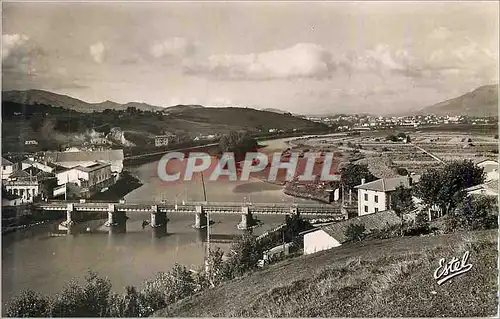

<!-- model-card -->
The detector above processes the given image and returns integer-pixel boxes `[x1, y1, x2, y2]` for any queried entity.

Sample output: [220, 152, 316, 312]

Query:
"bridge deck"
[37, 200, 344, 215]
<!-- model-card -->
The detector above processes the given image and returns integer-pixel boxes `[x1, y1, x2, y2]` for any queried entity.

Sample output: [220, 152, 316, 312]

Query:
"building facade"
[303, 229, 341, 255]
[56, 162, 113, 198]
[1, 157, 16, 180]
[4, 178, 40, 203]
[355, 175, 419, 216]
[302, 210, 401, 255]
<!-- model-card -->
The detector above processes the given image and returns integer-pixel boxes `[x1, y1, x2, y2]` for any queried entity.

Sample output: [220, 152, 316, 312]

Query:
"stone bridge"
[36, 201, 347, 230]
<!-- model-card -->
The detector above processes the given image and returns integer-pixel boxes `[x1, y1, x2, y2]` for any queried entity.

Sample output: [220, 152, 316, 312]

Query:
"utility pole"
[200, 171, 210, 274]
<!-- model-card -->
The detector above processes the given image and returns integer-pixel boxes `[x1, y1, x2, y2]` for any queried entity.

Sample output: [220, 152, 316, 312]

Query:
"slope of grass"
[158, 230, 497, 317]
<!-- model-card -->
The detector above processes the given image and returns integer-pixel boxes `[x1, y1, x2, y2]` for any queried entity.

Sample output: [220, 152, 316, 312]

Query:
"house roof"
[464, 180, 498, 195]
[44, 149, 124, 163]
[23, 166, 43, 176]
[354, 175, 420, 192]
[2, 157, 13, 166]
[75, 162, 111, 172]
[309, 210, 401, 244]
[476, 160, 498, 174]
[9, 170, 31, 179]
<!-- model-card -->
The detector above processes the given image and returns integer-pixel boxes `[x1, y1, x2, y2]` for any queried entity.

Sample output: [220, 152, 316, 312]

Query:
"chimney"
[361, 178, 365, 185]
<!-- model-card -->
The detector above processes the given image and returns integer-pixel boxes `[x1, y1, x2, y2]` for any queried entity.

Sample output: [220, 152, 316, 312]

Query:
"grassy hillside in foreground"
[158, 230, 497, 317]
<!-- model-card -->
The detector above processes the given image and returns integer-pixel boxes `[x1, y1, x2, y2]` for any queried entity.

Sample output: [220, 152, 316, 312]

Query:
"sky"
[2, 1, 498, 115]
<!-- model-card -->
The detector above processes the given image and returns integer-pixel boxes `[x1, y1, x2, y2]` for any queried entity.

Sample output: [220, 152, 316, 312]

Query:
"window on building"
[374, 195, 378, 203]
[375, 207, 379, 212]
[364, 205, 368, 212]
[364, 193, 368, 201]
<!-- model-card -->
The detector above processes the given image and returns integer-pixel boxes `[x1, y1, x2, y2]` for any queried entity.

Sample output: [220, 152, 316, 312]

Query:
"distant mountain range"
[416, 84, 498, 117]
[1, 89, 204, 113]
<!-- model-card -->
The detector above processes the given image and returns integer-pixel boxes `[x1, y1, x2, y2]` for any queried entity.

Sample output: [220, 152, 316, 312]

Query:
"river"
[2, 136, 320, 304]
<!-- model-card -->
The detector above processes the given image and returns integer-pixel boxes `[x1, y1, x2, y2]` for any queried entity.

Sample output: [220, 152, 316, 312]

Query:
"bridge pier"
[193, 205, 207, 229]
[65, 203, 75, 226]
[150, 205, 168, 228]
[238, 206, 253, 230]
[106, 203, 117, 226]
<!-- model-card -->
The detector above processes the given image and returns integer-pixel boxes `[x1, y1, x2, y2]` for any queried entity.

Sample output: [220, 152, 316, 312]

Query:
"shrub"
[445, 195, 497, 232]
[226, 232, 263, 277]
[395, 167, 408, 176]
[369, 224, 401, 240]
[5, 290, 51, 317]
[386, 135, 398, 142]
[51, 270, 113, 317]
[344, 223, 367, 242]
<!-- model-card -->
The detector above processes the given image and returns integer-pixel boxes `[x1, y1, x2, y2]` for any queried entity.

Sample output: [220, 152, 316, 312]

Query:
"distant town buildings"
[24, 140, 38, 145]
[305, 114, 495, 131]
[155, 135, 172, 147]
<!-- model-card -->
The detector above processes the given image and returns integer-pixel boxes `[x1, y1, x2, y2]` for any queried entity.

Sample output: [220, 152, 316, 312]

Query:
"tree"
[344, 223, 366, 242]
[226, 232, 262, 277]
[414, 160, 485, 216]
[390, 186, 415, 235]
[5, 290, 51, 317]
[142, 264, 197, 306]
[205, 247, 232, 287]
[51, 270, 113, 317]
[395, 167, 408, 176]
[446, 195, 497, 231]
[386, 134, 398, 142]
[340, 163, 377, 192]
[219, 131, 258, 159]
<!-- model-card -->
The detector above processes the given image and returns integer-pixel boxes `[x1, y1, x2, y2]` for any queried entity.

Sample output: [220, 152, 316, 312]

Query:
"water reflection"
[109, 222, 127, 234]
[151, 224, 168, 242]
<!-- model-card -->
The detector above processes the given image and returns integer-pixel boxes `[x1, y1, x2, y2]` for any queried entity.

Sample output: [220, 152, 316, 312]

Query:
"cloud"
[2, 34, 29, 60]
[90, 42, 106, 63]
[150, 37, 198, 59]
[2, 34, 44, 73]
[429, 27, 453, 40]
[183, 43, 336, 80]
[338, 44, 417, 77]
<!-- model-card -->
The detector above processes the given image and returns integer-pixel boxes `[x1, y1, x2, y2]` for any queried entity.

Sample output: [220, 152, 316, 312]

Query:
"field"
[159, 229, 497, 317]
[297, 130, 499, 177]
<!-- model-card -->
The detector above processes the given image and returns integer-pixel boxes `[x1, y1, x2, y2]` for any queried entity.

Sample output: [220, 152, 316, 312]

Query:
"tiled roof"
[354, 175, 420, 192]
[9, 170, 31, 178]
[317, 210, 401, 244]
[465, 180, 499, 195]
[2, 157, 13, 166]
[23, 166, 43, 176]
[75, 162, 111, 172]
